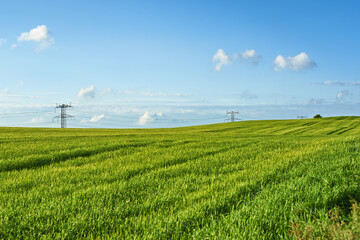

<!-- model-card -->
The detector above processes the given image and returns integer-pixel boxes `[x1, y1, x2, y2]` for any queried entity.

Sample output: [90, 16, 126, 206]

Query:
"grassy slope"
[0, 117, 359, 239]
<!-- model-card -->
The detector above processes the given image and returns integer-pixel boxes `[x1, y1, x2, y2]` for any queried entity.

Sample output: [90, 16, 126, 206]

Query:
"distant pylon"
[226, 111, 240, 122]
[53, 103, 74, 128]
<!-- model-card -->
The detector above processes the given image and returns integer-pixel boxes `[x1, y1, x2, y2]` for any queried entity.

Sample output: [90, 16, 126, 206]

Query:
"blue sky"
[1, 0, 360, 128]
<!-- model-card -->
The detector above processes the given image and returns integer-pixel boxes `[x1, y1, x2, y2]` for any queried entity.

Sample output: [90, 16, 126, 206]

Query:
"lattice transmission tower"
[53, 103, 74, 128]
[226, 111, 240, 122]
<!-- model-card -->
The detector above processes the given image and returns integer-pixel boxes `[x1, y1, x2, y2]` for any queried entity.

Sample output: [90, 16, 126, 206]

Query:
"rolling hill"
[0, 117, 359, 239]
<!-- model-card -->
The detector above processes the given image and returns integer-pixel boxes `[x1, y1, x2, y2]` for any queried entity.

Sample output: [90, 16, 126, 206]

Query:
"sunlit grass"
[0, 117, 359, 239]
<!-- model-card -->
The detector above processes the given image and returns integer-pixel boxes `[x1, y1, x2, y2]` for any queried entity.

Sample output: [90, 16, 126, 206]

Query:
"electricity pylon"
[53, 103, 74, 128]
[226, 111, 240, 122]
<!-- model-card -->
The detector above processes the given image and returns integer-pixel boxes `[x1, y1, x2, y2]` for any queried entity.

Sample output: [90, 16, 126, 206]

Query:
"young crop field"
[1, 117, 359, 239]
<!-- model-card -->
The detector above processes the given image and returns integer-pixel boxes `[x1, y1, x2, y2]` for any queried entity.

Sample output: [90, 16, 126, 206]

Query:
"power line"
[0, 110, 52, 116]
[14, 122, 54, 126]
[1, 121, 55, 127]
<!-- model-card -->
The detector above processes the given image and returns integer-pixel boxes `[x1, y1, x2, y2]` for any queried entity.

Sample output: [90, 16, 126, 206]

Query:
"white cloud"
[274, 52, 316, 72]
[81, 114, 105, 123]
[323, 81, 360, 86]
[241, 49, 261, 63]
[138, 112, 163, 125]
[289, 52, 316, 70]
[17, 25, 54, 50]
[0, 39, 6, 47]
[212, 49, 231, 71]
[274, 55, 287, 72]
[18, 25, 50, 42]
[337, 90, 349, 102]
[212, 49, 262, 71]
[30, 117, 45, 123]
[89, 114, 105, 122]
[78, 85, 96, 99]
[10, 43, 17, 49]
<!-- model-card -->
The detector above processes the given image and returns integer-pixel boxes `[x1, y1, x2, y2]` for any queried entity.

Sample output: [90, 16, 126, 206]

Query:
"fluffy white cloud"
[337, 90, 349, 101]
[81, 114, 105, 123]
[18, 25, 54, 50]
[10, 43, 17, 49]
[274, 55, 287, 71]
[274, 52, 316, 72]
[138, 112, 163, 125]
[78, 85, 96, 99]
[289, 52, 316, 70]
[212, 49, 231, 71]
[212, 49, 262, 71]
[18, 25, 50, 42]
[241, 49, 261, 63]
[0, 39, 6, 47]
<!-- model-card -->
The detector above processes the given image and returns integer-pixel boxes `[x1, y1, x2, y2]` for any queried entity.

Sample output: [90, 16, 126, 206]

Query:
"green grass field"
[1, 117, 360, 239]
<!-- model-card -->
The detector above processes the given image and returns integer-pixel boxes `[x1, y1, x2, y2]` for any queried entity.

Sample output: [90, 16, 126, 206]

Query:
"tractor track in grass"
[0, 142, 153, 173]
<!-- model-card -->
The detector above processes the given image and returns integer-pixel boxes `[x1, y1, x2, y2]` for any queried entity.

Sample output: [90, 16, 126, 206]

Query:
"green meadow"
[1, 117, 359, 239]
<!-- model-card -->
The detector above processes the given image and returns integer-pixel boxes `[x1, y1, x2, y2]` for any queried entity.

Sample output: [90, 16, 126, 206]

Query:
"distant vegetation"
[314, 114, 322, 118]
[0, 116, 359, 239]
